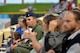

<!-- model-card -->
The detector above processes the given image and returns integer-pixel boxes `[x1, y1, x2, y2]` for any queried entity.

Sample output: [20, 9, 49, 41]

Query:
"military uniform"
[13, 23, 44, 53]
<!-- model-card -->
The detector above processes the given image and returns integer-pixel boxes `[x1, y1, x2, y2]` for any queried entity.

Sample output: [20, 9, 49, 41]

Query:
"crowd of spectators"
[2, 0, 80, 53]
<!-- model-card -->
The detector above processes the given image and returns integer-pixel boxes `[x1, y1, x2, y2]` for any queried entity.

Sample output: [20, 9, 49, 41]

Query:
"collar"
[32, 23, 39, 32]
[68, 30, 80, 40]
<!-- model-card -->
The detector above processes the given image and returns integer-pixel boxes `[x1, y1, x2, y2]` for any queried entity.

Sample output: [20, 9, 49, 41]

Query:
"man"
[46, 9, 80, 53]
[27, 4, 34, 12]
[25, 12, 44, 40]
[13, 12, 44, 53]
[55, 0, 68, 12]
[23, 14, 61, 53]
[61, 9, 80, 53]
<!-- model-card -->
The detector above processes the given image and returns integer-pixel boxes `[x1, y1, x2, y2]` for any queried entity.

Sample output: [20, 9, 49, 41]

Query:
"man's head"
[62, 10, 80, 33]
[26, 12, 37, 28]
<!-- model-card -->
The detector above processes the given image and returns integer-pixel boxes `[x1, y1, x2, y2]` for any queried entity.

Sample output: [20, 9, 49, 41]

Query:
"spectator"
[16, 16, 27, 37]
[23, 14, 62, 53]
[42, 13, 67, 53]
[67, 0, 76, 10]
[7, 16, 27, 47]
[55, 0, 68, 12]
[67, 0, 72, 10]
[25, 12, 44, 40]
[12, 12, 44, 53]
[27, 4, 34, 13]
[47, 8, 80, 53]
[61, 9, 80, 53]
[7, 32, 21, 53]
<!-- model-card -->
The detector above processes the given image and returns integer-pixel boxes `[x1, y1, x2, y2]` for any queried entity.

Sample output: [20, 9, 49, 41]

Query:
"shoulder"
[37, 25, 43, 30]
[67, 43, 80, 53]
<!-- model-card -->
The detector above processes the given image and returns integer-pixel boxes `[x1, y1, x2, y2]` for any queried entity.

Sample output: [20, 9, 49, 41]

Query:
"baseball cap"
[25, 12, 37, 18]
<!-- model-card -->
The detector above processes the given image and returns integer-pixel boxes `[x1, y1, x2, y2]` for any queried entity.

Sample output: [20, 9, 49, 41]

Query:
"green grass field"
[0, 3, 52, 14]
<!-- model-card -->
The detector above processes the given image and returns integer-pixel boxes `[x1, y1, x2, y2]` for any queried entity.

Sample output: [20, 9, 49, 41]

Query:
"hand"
[11, 44, 17, 50]
[46, 50, 55, 53]
[49, 20, 58, 32]
[23, 28, 32, 38]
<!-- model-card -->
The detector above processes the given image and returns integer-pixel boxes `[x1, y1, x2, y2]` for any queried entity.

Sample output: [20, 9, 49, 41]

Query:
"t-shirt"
[16, 27, 25, 37]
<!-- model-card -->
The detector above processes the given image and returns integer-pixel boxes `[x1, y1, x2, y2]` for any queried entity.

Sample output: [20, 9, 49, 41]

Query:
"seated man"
[54, 0, 68, 13]
[23, 14, 66, 53]
[47, 8, 80, 53]
[12, 12, 44, 53]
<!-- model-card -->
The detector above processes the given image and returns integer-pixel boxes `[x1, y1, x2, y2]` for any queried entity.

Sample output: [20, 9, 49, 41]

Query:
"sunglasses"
[26, 19, 31, 21]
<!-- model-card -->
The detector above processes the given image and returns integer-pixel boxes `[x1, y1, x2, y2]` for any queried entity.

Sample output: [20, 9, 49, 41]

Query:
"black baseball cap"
[25, 12, 37, 18]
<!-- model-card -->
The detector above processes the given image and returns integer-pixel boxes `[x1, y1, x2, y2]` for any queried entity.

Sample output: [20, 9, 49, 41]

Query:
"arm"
[23, 32, 42, 53]
[31, 37, 42, 53]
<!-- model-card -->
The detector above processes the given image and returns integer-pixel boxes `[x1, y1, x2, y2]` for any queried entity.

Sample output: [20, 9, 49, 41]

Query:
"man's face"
[26, 16, 35, 27]
[62, 12, 78, 33]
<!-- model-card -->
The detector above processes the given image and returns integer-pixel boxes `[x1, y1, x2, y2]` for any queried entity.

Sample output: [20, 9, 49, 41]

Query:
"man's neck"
[70, 27, 80, 34]
[32, 22, 37, 28]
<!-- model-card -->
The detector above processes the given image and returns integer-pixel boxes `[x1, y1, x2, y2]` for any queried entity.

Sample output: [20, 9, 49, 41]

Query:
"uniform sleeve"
[36, 27, 44, 40]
